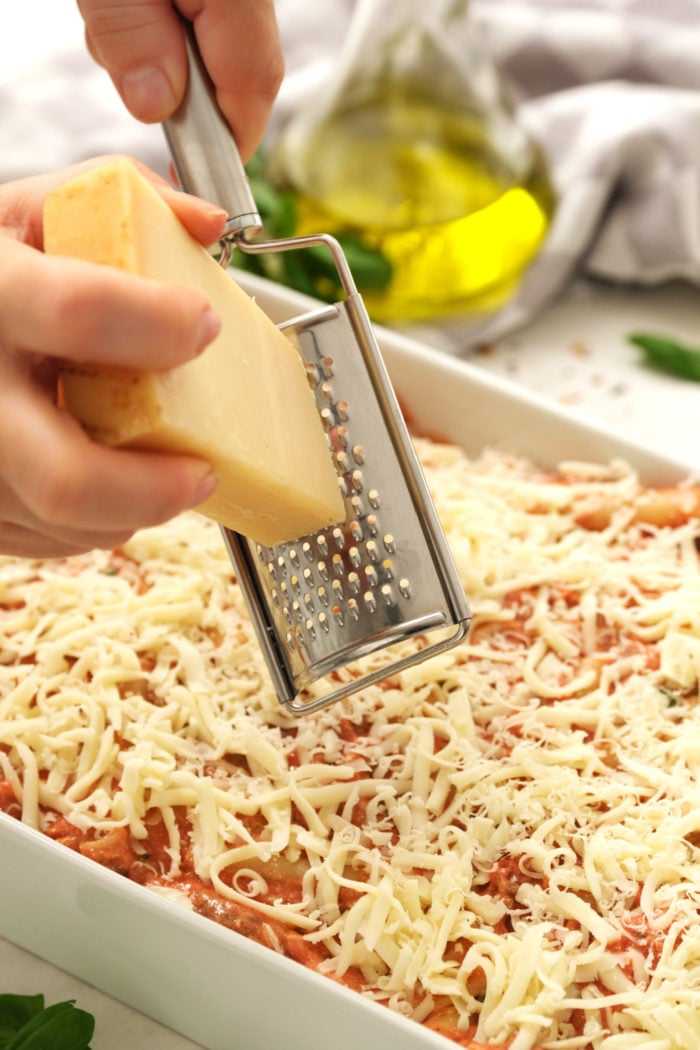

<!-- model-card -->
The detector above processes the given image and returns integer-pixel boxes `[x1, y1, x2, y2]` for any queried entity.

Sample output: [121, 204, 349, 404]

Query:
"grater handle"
[162, 17, 262, 240]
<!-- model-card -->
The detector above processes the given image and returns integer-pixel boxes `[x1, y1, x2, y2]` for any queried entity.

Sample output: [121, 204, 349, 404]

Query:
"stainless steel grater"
[164, 23, 471, 713]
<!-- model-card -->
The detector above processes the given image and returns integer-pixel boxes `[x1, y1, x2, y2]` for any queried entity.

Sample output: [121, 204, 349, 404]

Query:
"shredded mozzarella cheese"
[1, 442, 699, 1050]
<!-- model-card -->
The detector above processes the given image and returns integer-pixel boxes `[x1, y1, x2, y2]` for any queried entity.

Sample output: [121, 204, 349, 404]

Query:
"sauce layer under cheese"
[1, 439, 699, 1050]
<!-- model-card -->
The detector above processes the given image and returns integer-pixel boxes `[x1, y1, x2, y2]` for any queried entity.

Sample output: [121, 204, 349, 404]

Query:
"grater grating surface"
[164, 21, 471, 712]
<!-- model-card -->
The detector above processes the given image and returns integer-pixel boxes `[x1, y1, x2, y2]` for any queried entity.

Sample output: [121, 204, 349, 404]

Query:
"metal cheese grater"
[164, 23, 471, 714]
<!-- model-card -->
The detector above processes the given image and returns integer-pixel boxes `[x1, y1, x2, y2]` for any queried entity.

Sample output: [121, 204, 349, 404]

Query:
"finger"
[0, 519, 94, 559]
[77, 0, 284, 159]
[0, 236, 220, 371]
[0, 367, 218, 534]
[182, 0, 284, 161]
[0, 156, 228, 251]
[78, 0, 186, 123]
[0, 495, 135, 558]
[126, 158, 229, 243]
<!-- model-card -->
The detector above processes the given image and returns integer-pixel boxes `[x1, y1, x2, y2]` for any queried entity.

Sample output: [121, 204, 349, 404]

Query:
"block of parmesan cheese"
[43, 157, 344, 546]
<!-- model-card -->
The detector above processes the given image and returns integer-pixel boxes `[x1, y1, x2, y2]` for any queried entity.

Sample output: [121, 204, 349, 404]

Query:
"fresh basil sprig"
[0, 994, 95, 1050]
[628, 332, 700, 383]
[234, 151, 393, 303]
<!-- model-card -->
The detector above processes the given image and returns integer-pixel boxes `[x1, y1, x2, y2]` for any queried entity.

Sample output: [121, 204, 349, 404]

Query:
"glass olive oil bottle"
[270, 1, 554, 323]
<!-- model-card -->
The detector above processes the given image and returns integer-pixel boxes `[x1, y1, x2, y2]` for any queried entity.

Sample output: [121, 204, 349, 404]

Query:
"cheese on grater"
[42, 157, 344, 546]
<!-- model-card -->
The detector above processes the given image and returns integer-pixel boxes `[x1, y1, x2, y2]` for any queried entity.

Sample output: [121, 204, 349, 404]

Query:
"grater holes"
[320, 407, 333, 429]
[306, 362, 320, 384]
[249, 378, 421, 642]
[381, 584, 394, 605]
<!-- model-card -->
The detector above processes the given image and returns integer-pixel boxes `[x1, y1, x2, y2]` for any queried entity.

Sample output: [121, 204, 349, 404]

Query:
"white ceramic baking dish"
[0, 273, 695, 1050]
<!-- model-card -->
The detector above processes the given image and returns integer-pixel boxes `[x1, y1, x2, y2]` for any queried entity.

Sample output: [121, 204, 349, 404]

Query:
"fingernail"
[195, 308, 221, 353]
[188, 469, 218, 509]
[120, 66, 177, 121]
[197, 199, 229, 222]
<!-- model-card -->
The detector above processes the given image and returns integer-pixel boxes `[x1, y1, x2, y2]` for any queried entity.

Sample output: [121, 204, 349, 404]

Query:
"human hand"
[77, 0, 284, 162]
[0, 156, 228, 559]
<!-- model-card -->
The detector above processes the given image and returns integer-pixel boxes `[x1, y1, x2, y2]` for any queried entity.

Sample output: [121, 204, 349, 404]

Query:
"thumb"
[79, 0, 186, 123]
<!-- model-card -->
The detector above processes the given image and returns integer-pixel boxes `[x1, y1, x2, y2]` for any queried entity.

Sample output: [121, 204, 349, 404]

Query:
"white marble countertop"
[467, 278, 698, 467]
[1, 4, 699, 1047]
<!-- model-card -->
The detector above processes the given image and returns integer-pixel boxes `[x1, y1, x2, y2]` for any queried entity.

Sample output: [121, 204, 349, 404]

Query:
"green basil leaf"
[246, 176, 282, 221]
[628, 332, 700, 383]
[271, 192, 298, 240]
[243, 149, 266, 181]
[0, 997, 94, 1050]
[0, 996, 45, 1046]
[334, 234, 393, 291]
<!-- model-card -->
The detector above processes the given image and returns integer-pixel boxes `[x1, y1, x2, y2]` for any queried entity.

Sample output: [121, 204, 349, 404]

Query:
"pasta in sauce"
[1, 437, 699, 1050]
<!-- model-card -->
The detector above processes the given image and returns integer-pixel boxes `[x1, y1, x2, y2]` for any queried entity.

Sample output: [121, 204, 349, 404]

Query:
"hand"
[0, 156, 228, 559]
[77, 0, 284, 162]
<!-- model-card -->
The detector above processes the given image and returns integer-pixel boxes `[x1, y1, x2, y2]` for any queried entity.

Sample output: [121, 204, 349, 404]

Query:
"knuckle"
[260, 52, 285, 100]
[92, 529, 137, 551]
[49, 279, 99, 349]
[24, 451, 88, 528]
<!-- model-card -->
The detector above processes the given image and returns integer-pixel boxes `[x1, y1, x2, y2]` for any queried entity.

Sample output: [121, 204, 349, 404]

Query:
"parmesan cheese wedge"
[43, 157, 344, 546]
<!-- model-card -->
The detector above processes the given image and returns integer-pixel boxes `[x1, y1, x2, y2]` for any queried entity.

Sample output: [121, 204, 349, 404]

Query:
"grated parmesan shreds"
[1, 438, 700, 1050]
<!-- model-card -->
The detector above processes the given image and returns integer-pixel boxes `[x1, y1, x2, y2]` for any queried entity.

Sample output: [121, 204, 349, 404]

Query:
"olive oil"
[276, 98, 554, 323]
